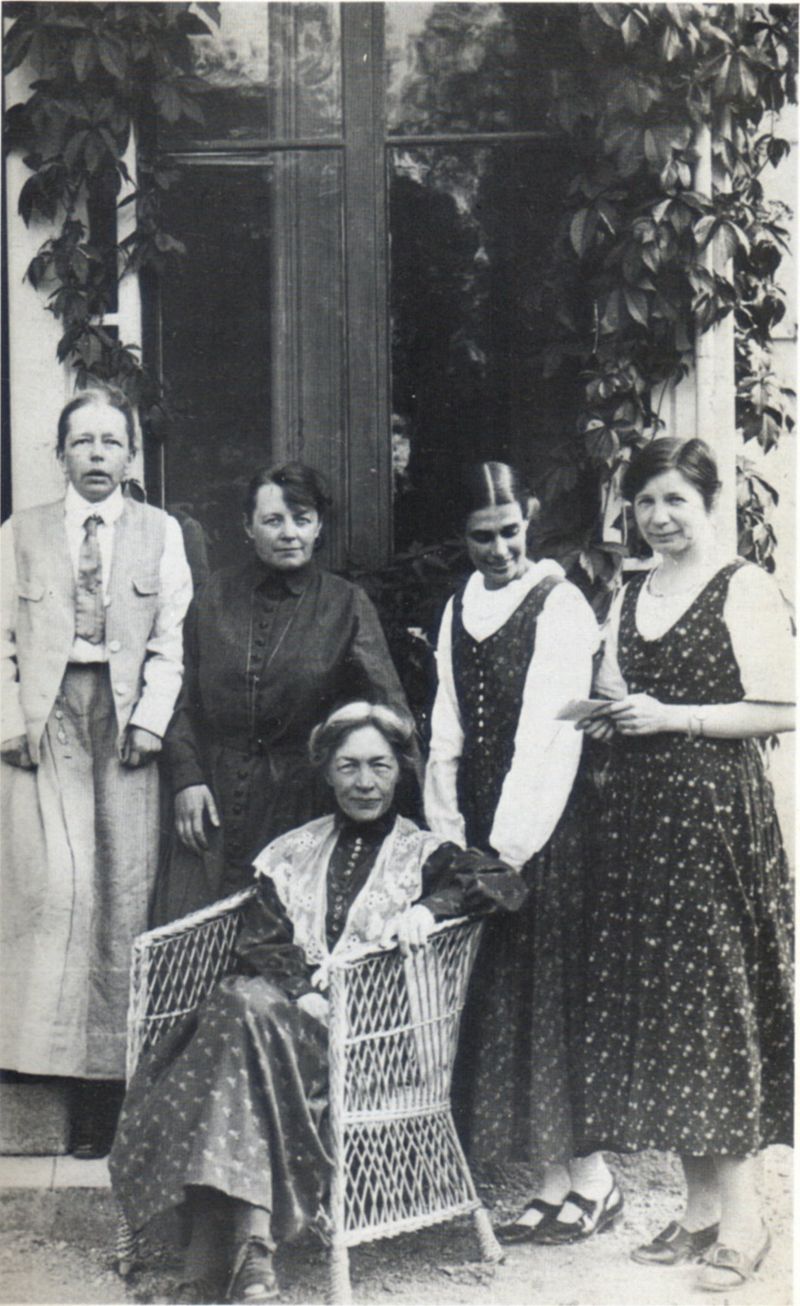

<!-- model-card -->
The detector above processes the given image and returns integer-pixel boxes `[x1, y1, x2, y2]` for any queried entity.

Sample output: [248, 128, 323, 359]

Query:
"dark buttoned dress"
[155, 560, 411, 922]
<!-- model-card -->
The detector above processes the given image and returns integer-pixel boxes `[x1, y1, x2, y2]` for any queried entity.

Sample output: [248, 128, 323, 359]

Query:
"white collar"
[461, 558, 565, 641]
[64, 484, 125, 527]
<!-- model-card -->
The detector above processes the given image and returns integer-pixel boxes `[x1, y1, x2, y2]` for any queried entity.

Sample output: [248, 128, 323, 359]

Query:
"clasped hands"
[577, 692, 673, 740]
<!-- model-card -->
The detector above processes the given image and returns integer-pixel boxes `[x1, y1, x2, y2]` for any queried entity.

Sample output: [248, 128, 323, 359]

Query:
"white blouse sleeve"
[724, 563, 795, 703]
[1, 518, 26, 745]
[490, 583, 599, 870]
[592, 584, 628, 702]
[423, 600, 468, 848]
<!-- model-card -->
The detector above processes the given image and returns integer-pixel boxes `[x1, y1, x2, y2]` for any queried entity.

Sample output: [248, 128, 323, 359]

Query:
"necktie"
[75, 514, 105, 644]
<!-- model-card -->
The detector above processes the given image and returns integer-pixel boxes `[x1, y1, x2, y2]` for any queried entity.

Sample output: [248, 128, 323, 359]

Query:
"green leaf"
[97, 35, 127, 81]
[624, 287, 649, 326]
[72, 35, 96, 82]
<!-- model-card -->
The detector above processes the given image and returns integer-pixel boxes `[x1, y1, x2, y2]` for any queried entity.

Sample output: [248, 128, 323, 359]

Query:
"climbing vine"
[3, 1, 797, 584]
[3, 1, 218, 428]
[530, 2, 796, 581]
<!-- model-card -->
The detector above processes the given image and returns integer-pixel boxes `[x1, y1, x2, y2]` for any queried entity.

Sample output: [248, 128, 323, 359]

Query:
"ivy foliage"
[529, 3, 796, 576]
[2, 1, 797, 585]
[3, 0, 218, 423]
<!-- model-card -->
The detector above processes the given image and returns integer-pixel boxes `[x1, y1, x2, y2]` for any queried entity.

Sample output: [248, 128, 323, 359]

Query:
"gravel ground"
[0, 1147, 791, 1306]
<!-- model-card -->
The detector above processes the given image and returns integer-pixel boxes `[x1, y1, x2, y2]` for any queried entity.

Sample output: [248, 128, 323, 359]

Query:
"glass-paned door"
[154, 151, 344, 571]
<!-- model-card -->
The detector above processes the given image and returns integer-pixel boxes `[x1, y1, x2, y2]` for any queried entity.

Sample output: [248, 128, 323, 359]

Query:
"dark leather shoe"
[228, 1238, 279, 1304]
[631, 1221, 719, 1266]
[539, 1184, 624, 1244]
[495, 1198, 563, 1245]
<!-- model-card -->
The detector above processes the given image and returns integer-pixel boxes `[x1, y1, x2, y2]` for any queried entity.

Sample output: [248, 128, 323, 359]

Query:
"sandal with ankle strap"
[227, 1238, 279, 1304]
[631, 1220, 719, 1266]
[538, 1184, 624, 1244]
[696, 1228, 771, 1293]
[495, 1198, 564, 1245]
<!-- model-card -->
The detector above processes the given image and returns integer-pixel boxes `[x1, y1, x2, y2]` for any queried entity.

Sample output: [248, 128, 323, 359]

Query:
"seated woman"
[109, 702, 523, 1305]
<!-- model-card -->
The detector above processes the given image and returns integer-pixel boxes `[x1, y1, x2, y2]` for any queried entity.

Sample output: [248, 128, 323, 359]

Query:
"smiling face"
[465, 500, 529, 589]
[632, 468, 714, 560]
[59, 401, 133, 503]
[245, 482, 322, 571]
[326, 724, 401, 823]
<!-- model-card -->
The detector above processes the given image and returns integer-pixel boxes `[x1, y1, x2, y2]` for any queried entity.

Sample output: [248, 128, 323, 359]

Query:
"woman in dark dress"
[425, 461, 620, 1244]
[578, 438, 794, 1292]
[110, 702, 522, 1304]
[155, 463, 412, 921]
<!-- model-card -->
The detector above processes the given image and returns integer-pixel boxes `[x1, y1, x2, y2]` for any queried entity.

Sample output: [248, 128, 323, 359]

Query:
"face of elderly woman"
[327, 724, 400, 823]
[465, 501, 529, 589]
[245, 483, 322, 571]
[632, 469, 713, 560]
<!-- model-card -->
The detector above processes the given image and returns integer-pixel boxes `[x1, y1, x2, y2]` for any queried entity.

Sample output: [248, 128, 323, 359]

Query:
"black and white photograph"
[0, 3, 796, 1304]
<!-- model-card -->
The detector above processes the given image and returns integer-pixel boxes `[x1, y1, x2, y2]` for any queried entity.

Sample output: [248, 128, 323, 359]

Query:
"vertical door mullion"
[341, 2, 390, 568]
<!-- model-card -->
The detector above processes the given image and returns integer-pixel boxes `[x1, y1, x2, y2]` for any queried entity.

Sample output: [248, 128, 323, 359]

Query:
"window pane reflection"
[158, 153, 344, 571]
[386, 3, 552, 136]
[165, 2, 341, 146]
[389, 142, 587, 553]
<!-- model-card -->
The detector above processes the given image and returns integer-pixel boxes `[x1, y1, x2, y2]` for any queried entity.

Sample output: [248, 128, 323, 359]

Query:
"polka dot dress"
[582, 562, 793, 1156]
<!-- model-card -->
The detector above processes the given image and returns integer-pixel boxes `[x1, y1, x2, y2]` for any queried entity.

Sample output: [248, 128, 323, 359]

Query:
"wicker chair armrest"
[326, 915, 472, 973]
[126, 887, 257, 1079]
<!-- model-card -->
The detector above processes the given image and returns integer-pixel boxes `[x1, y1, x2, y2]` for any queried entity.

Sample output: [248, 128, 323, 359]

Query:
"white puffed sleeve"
[424, 599, 467, 848]
[490, 583, 598, 870]
[725, 563, 795, 703]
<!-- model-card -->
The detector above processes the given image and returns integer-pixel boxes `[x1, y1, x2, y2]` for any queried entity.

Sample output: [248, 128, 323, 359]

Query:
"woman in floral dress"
[578, 437, 794, 1292]
[425, 461, 621, 1245]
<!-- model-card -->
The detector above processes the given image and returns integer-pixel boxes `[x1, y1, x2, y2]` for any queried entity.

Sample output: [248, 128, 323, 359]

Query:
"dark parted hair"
[308, 701, 417, 774]
[458, 460, 538, 527]
[622, 437, 721, 511]
[244, 462, 332, 523]
[57, 386, 136, 455]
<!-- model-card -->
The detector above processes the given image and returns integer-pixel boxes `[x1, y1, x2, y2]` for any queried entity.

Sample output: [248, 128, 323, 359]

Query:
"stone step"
[0, 1156, 117, 1243]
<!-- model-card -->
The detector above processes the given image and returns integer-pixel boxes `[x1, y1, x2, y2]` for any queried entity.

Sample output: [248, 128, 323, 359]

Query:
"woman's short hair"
[244, 462, 332, 523]
[309, 701, 417, 774]
[622, 437, 721, 511]
[459, 461, 538, 525]
[57, 386, 136, 455]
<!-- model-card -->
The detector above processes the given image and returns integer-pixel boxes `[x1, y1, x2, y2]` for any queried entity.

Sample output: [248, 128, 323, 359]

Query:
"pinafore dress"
[581, 561, 793, 1155]
[450, 576, 595, 1168]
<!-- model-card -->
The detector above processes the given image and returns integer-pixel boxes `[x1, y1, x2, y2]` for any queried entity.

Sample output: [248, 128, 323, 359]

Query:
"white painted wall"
[4, 59, 142, 513]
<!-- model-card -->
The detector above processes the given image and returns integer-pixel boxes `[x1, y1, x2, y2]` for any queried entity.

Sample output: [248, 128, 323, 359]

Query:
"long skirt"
[452, 783, 595, 1170]
[109, 975, 330, 1244]
[0, 666, 159, 1079]
[580, 734, 793, 1156]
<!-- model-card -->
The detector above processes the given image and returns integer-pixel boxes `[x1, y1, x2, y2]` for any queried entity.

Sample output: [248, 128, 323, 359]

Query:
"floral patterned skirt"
[580, 734, 793, 1156]
[109, 975, 331, 1244]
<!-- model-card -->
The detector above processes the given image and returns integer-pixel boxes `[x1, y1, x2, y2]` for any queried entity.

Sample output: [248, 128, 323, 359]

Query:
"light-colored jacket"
[2, 498, 190, 762]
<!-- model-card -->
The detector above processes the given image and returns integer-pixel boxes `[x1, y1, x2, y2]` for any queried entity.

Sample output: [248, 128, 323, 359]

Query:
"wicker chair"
[116, 888, 502, 1303]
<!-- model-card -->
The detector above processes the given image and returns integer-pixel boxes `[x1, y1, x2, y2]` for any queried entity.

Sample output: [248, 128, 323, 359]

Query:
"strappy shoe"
[631, 1220, 719, 1266]
[495, 1197, 564, 1245]
[538, 1184, 624, 1244]
[696, 1228, 771, 1293]
[227, 1238, 279, 1304]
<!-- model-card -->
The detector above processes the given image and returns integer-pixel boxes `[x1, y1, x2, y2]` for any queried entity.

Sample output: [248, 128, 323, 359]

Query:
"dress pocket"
[132, 575, 160, 597]
[17, 580, 44, 601]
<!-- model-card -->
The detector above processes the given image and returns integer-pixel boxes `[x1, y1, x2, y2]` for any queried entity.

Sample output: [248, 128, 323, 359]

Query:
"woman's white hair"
[308, 701, 416, 772]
